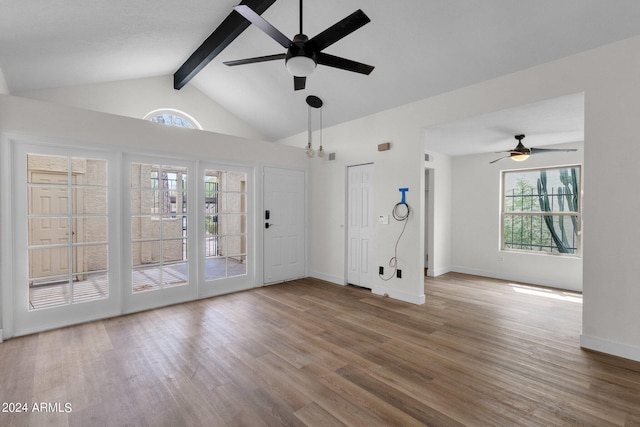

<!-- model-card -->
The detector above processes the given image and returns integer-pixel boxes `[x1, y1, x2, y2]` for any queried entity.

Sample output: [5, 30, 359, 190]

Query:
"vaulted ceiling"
[2, 0, 640, 143]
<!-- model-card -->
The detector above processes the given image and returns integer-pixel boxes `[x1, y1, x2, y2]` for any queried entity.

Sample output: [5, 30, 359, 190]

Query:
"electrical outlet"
[379, 266, 384, 275]
[396, 269, 402, 278]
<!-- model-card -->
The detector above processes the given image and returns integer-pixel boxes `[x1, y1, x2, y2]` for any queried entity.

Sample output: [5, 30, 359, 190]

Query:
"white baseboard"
[372, 285, 425, 305]
[428, 266, 452, 277]
[580, 334, 640, 362]
[309, 271, 345, 286]
[450, 266, 582, 292]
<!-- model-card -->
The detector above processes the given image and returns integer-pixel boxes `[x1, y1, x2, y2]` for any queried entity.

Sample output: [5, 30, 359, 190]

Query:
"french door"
[3, 142, 256, 337]
[11, 142, 121, 336]
[199, 163, 254, 298]
[123, 155, 197, 313]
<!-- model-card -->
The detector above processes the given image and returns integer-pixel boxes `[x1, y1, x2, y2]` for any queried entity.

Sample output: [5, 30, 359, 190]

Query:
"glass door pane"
[130, 163, 189, 293]
[203, 169, 248, 281]
[27, 154, 109, 310]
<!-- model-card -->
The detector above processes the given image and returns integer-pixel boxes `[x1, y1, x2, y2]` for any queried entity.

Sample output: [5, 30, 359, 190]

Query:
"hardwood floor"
[2, 273, 640, 426]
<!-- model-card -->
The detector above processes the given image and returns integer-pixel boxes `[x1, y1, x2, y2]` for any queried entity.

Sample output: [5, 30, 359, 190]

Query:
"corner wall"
[284, 104, 427, 305]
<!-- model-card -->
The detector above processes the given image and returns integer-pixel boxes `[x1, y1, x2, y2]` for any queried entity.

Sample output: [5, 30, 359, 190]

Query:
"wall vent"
[328, 152, 336, 161]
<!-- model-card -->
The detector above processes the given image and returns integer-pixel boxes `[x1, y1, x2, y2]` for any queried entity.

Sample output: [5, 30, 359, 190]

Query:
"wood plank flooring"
[2, 273, 640, 426]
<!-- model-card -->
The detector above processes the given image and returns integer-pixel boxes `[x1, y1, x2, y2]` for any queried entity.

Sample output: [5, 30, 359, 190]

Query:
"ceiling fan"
[489, 134, 578, 164]
[223, 0, 375, 90]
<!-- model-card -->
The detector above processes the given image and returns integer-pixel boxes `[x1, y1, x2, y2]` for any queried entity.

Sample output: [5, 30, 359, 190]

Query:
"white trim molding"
[310, 271, 345, 286]
[372, 285, 426, 305]
[580, 334, 640, 363]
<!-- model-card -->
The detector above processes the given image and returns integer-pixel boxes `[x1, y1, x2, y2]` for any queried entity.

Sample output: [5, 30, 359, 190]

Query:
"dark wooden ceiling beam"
[173, 0, 277, 90]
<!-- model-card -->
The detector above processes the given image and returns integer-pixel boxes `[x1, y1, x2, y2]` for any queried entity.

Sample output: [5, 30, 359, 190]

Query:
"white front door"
[347, 164, 374, 288]
[263, 167, 305, 284]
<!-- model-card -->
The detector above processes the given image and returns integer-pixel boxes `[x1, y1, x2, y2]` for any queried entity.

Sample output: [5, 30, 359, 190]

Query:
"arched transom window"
[144, 109, 202, 130]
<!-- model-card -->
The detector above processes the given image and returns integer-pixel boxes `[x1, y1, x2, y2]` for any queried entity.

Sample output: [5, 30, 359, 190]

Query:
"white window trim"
[500, 164, 582, 257]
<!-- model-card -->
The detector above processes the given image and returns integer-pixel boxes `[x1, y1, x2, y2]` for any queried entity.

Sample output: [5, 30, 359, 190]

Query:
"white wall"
[279, 102, 427, 305]
[450, 142, 583, 291]
[281, 35, 640, 361]
[0, 67, 8, 95]
[16, 75, 265, 140]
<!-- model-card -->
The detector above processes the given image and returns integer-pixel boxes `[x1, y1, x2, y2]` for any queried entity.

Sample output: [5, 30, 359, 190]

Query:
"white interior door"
[347, 164, 374, 288]
[263, 167, 305, 284]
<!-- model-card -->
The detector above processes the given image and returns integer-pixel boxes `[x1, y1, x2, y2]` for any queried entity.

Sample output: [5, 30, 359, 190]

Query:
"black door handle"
[265, 222, 270, 229]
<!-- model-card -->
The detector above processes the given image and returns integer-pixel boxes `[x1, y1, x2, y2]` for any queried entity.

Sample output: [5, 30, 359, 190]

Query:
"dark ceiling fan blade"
[294, 76, 306, 90]
[174, 0, 278, 90]
[233, 5, 292, 48]
[489, 156, 510, 164]
[309, 9, 371, 51]
[317, 52, 374, 75]
[224, 53, 286, 66]
[530, 147, 578, 153]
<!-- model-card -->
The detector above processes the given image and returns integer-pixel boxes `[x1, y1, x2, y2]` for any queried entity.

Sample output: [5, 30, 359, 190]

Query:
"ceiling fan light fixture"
[286, 55, 317, 77]
[511, 154, 530, 162]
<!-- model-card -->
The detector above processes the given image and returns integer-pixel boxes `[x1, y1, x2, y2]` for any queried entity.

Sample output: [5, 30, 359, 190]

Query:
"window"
[144, 109, 202, 130]
[27, 154, 109, 309]
[502, 165, 581, 255]
[130, 163, 188, 292]
[204, 169, 247, 280]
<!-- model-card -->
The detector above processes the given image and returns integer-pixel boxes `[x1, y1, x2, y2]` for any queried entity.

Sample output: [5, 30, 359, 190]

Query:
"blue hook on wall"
[399, 187, 409, 204]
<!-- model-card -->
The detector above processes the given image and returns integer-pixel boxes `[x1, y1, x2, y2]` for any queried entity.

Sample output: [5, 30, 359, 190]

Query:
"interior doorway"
[347, 163, 374, 288]
[424, 168, 433, 276]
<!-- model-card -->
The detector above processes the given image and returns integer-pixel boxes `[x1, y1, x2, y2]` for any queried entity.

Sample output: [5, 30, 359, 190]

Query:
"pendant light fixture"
[305, 95, 324, 158]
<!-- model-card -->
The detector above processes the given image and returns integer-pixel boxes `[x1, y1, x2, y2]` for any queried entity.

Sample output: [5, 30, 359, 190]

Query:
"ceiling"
[424, 92, 585, 156]
[2, 1, 640, 143]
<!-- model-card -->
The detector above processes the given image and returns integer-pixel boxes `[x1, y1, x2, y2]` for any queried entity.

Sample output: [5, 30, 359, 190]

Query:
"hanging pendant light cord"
[307, 104, 312, 145]
[319, 105, 322, 150]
